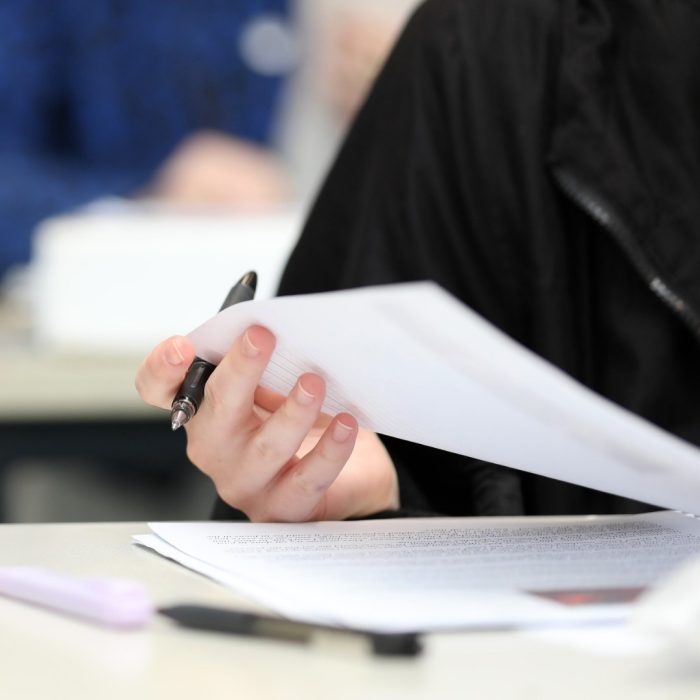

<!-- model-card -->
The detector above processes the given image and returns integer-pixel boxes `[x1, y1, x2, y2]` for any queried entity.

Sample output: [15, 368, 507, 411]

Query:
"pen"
[158, 604, 423, 657]
[170, 270, 257, 431]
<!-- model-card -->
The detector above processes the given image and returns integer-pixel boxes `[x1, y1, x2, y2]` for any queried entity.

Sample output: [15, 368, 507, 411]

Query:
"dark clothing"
[0, 0, 290, 278]
[215, 0, 700, 519]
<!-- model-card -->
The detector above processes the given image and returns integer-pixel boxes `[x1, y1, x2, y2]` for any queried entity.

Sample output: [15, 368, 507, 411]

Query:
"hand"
[135, 328, 399, 522]
[148, 131, 292, 206]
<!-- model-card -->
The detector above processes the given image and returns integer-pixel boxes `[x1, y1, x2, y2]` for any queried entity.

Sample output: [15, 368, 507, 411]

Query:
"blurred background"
[0, 0, 422, 523]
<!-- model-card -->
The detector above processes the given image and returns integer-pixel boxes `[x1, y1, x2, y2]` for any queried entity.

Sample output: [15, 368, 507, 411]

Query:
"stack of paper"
[136, 512, 700, 631]
[135, 283, 700, 632]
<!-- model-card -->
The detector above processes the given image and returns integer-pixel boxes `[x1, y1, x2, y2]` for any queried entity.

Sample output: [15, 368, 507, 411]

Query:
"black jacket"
[215, 0, 700, 519]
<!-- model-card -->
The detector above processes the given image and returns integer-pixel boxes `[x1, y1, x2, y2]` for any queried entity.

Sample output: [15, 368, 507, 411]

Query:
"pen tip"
[171, 409, 188, 432]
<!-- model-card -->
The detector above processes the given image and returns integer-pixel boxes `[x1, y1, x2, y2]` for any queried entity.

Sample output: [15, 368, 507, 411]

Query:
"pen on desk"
[158, 604, 422, 657]
[170, 270, 257, 431]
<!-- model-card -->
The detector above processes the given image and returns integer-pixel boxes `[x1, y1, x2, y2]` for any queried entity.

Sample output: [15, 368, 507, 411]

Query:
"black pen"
[170, 270, 257, 431]
[159, 604, 422, 657]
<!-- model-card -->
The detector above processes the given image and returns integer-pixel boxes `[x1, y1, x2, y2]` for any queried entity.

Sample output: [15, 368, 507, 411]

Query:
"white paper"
[186, 282, 700, 514]
[135, 511, 700, 632]
[31, 205, 303, 351]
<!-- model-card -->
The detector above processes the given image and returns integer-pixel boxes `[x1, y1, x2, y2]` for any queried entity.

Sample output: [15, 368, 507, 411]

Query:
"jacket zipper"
[552, 167, 700, 343]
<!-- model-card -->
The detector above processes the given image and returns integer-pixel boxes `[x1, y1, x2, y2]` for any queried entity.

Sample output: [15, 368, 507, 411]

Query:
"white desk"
[1, 522, 698, 700]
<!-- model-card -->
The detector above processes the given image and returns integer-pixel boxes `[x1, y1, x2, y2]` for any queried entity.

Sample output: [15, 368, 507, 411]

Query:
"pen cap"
[219, 271, 257, 310]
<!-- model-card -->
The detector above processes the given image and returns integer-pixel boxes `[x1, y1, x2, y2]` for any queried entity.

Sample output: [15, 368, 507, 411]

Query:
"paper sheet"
[135, 511, 700, 632]
[186, 282, 700, 514]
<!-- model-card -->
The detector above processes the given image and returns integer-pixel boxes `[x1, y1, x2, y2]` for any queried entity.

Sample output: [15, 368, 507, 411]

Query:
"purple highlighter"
[0, 567, 154, 628]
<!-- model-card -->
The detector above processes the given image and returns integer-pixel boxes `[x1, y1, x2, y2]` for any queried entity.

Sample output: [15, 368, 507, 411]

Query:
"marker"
[170, 271, 257, 431]
[0, 567, 153, 628]
[159, 604, 422, 657]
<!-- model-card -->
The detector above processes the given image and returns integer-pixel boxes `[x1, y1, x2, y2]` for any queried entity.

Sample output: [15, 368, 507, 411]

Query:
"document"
[134, 511, 700, 632]
[186, 282, 700, 514]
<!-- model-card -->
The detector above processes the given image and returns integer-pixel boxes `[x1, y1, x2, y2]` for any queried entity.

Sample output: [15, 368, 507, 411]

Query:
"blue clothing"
[0, 0, 290, 278]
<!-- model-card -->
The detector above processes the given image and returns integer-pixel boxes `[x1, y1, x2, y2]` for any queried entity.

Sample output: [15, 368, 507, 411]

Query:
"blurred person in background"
[281, 0, 422, 198]
[0, 0, 295, 283]
[0, 0, 422, 285]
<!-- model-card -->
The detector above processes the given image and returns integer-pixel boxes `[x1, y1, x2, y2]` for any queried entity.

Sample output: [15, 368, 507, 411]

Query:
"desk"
[1, 522, 698, 700]
[0, 298, 194, 522]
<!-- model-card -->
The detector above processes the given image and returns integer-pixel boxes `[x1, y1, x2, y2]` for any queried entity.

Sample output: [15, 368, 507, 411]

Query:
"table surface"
[1, 521, 699, 700]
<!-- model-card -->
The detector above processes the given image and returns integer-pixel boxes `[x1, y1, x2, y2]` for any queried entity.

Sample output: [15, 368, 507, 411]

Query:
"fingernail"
[332, 418, 354, 443]
[165, 338, 185, 366]
[242, 329, 261, 358]
[296, 378, 316, 406]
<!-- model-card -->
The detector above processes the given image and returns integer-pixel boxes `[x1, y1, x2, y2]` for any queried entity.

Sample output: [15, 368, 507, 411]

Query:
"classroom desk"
[1, 521, 698, 700]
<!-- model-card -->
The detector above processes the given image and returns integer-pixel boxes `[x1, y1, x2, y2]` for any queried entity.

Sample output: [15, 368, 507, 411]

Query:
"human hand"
[135, 328, 399, 522]
[149, 131, 292, 206]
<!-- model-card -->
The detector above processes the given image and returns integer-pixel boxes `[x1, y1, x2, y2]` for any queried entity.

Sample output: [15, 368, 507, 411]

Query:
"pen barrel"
[173, 358, 216, 413]
[159, 605, 422, 657]
[219, 280, 255, 310]
[169, 271, 256, 429]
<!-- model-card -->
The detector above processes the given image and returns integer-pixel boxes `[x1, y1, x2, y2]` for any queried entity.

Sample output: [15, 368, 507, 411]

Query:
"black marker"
[170, 271, 257, 431]
[159, 604, 422, 657]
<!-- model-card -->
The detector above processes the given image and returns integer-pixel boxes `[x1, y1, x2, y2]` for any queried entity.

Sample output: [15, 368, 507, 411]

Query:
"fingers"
[246, 413, 359, 522]
[254, 385, 287, 413]
[135, 336, 196, 409]
[198, 368, 327, 494]
[234, 374, 327, 493]
[195, 325, 276, 432]
[138, 327, 363, 523]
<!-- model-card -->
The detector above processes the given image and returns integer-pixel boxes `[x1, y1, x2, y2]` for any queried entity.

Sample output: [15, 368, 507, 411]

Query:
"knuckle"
[202, 379, 225, 414]
[281, 395, 314, 424]
[290, 468, 328, 498]
[248, 431, 286, 465]
[202, 378, 249, 423]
